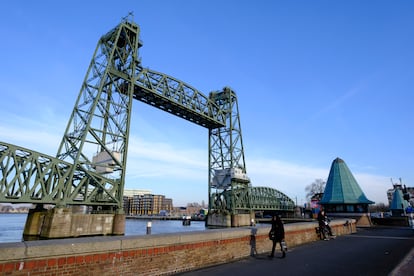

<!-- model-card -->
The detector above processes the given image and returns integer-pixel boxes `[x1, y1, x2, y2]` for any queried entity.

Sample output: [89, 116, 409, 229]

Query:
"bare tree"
[369, 203, 388, 213]
[305, 178, 326, 200]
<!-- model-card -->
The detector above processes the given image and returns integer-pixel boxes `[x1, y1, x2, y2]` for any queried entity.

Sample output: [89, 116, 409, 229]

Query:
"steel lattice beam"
[0, 142, 120, 206]
[132, 67, 226, 129]
[249, 186, 295, 211]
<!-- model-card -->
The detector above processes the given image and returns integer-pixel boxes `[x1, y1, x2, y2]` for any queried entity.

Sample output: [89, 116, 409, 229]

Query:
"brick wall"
[0, 219, 355, 275]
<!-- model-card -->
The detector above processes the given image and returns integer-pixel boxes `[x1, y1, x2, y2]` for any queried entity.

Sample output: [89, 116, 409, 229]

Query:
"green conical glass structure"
[390, 189, 409, 211]
[320, 157, 374, 212]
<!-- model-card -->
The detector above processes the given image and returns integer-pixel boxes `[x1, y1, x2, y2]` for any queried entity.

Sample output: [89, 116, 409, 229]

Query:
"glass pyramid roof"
[320, 157, 374, 204]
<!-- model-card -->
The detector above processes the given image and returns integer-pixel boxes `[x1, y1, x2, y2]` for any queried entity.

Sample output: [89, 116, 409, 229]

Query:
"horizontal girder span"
[0, 142, 121, 206]
[132, 67, 226, 129]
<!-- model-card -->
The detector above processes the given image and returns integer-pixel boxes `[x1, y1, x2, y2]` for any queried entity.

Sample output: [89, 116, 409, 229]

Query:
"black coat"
[270, 220, 285, 242]
[318, 212, 328, 227]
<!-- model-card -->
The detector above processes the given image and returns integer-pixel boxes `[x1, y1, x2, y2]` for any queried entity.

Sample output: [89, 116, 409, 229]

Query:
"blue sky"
[0, 1, 413, 206]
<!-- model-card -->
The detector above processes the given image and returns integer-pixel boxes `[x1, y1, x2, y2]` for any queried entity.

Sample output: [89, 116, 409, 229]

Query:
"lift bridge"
[0, 16, 294, 238]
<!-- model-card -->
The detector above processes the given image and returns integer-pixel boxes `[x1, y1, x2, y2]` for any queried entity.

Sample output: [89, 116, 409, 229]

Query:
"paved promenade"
[179, 226, 414, 276]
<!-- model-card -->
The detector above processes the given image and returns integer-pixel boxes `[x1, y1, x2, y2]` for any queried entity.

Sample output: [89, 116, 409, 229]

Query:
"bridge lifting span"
[0, 17, 294, 235]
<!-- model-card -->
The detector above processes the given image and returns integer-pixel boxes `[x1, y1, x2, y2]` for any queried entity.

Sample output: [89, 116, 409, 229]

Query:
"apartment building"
[123, 189, 173, 215]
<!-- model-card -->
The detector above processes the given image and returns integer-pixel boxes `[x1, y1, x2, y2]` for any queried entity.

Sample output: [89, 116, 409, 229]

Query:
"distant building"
[0, 204, 31, 213]
[123, 189, 152, 197]
[309, 193, 324, 218]
[320, 157, 374, 213]
[123, 189, 173, 215]
[123, 189, 151, 215]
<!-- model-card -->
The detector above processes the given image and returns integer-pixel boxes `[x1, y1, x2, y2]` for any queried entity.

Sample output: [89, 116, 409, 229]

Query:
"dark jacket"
[270, 216, 285, 242]
[317, 211, 328, 227]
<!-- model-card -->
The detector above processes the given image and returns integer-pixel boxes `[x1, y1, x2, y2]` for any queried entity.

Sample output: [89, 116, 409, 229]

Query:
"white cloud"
[0, 114, 392, 207]
[304, 82, 366, 126]
[353, 173, 391, 204]
[247, 158, 328, 204]
[0, 119, 61, 156]
[247, 157, 390, 205]
[126, 135, 207, 180]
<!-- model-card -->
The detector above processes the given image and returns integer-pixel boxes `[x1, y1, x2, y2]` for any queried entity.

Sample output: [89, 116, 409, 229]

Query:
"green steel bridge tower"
[0, 16, 294, 238]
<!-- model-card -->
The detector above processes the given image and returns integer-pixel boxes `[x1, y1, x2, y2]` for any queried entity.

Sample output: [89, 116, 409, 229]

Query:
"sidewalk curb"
[390, 247, 414, 275]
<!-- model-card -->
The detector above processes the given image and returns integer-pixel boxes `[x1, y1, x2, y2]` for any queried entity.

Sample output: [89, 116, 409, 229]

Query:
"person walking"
[268, 214, 286, 258]
[250, 219, 258, 257]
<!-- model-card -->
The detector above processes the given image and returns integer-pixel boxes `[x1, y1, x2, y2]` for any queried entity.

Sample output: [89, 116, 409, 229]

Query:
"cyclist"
[317, 210, 335, 240]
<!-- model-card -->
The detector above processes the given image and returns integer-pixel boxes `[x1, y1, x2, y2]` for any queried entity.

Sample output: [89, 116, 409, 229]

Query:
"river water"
[0, 213, 207, 243]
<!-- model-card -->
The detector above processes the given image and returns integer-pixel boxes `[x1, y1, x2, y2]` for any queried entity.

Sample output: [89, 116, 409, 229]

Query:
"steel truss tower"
[56, 18, 141, 212]
[209, 87, 251, 216]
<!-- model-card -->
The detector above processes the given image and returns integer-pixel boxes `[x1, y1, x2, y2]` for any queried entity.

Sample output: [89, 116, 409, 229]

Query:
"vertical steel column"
[56, 17, 142, 212]
[208, 87, 251, 217]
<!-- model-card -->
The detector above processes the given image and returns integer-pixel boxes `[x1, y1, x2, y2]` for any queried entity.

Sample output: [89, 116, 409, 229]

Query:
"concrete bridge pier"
[207, 212, 254, 227]
[112, 212, 126, 235]
[23, 205, 125, 240]
[23, 205, 48, 239]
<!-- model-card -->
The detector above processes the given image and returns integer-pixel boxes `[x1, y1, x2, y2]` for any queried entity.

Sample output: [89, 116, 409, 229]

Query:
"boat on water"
[182, 215, 191, 226]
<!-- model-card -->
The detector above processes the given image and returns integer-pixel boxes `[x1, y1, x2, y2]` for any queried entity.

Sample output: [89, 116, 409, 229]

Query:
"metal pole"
[146, 221, 152, 235]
